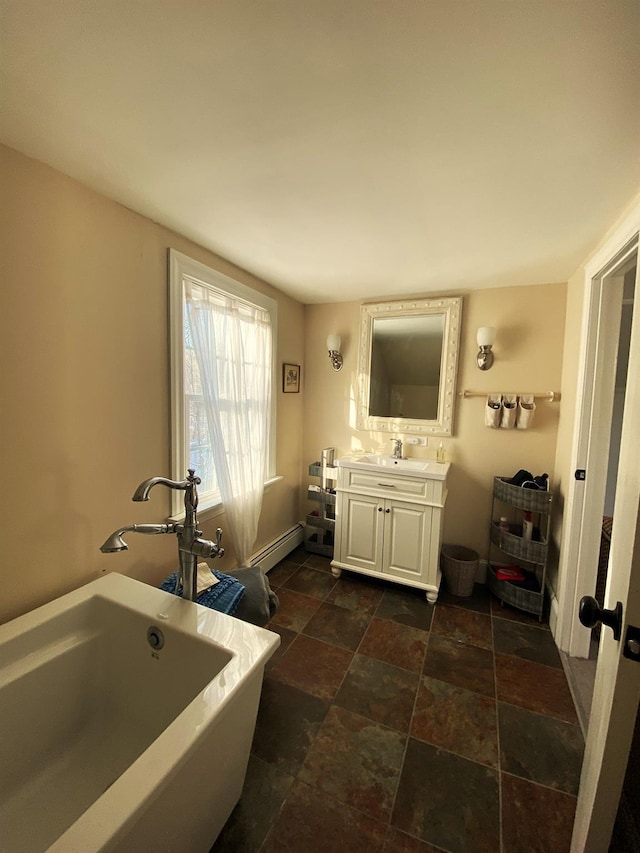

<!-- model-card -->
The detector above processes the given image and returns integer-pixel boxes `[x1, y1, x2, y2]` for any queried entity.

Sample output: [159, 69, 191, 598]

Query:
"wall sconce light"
[476, 326, 496, 371]
[327, 334, 343, 371]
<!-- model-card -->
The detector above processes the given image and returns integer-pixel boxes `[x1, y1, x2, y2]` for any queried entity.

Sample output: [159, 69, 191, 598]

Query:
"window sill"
[168, 475, 283, 524]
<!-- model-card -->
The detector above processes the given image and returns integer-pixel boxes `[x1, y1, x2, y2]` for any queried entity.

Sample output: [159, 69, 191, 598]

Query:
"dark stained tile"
[411, 676, 498, 768]
[285, 545, 308, 565]
[269, 634, 353, 701]
[499, 702, 584, 794]
[495, 653, 578, 724]
[392, 738, 500, 853]
[264, 625, 297, 673]
[327, 574, 386, 613]
[267, 560, 302, 588]
[423, 633, 495, 697]
[437, 584, 492, 613]
[302, 601, 371, 651]
[383, 826, 445, 852]
[493, 618, 563, 668]
[282, 565, 338, 599]
[261, 779, 387, 853]
[359, 617, 429, 673]
[299, 706, 406, 822]
[269, 588, 320, 633]
[501, 773, 577, 853]
[222, 577, 584, 853]
[210, 755, 293, 852]
[375, 586, 435, 631]
[303, 553, 334, 573]
[335, 653, 420, 732]
[431, 604, 493, 650]
[491, 595, 550, 627]
[251, 677, 330, 776]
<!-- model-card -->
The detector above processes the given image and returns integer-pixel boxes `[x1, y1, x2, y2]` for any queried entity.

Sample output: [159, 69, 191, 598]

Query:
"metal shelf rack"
[305, 462, 337, 557]
[486, 476, 553, 621]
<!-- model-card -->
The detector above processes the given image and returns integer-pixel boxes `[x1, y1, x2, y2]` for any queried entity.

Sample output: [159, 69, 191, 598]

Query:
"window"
[169, 249, 277, 517]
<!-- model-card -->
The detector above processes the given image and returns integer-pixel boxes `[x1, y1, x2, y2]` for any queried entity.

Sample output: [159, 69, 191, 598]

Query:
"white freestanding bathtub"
[0, 572, 280, 852]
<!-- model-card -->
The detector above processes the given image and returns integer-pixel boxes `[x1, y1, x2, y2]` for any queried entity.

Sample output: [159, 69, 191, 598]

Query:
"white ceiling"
[1, 0, 639, 304]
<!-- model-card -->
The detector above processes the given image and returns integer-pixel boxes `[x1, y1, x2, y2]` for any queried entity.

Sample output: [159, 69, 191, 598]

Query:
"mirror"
[356, 297, 462, 436]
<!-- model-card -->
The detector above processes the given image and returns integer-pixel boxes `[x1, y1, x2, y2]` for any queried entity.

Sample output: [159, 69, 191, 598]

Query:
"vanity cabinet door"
[338, 492, 384, 573]
[382, 499, 434, 583]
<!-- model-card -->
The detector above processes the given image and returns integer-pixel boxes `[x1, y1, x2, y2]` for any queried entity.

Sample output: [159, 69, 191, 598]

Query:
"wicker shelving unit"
[305, 462, 337, 557]
[487, 476, 553, 621]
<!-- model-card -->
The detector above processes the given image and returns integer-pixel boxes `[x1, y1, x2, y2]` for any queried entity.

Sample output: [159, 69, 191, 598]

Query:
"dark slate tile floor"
[211, 549, 583, 853]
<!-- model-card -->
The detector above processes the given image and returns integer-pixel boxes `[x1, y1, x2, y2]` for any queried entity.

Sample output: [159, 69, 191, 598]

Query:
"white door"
[571, 257, 640, 850]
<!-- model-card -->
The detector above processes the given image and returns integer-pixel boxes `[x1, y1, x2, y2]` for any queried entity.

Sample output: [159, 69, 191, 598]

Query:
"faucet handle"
[191, 530, 225, 559]
[214, 528, 224, 558]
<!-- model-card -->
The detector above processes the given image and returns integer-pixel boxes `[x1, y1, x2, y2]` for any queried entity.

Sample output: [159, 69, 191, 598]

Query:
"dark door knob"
[579, 595, 623, 641]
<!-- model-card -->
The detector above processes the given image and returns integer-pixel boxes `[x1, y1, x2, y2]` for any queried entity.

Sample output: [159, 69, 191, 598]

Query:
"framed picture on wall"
[283, 363, 300, 393]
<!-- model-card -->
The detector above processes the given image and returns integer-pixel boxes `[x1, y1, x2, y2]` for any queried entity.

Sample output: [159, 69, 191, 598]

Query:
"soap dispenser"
[436, 441, 446, 463]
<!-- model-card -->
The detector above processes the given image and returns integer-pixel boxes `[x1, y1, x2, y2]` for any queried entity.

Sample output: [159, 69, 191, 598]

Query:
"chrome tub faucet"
[100, 468, 224, 601]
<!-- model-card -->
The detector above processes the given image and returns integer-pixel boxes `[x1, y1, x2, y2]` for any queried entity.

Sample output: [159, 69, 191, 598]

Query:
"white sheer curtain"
[186, 280, 272, 566]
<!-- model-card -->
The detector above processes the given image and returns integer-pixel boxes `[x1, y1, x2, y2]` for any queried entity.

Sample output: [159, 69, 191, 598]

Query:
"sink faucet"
[391, 438, 404, 459]
[100, 468, 224, 602]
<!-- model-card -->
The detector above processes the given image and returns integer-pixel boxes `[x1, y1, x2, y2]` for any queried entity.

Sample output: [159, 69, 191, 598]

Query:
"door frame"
[555, 200, 640, 658]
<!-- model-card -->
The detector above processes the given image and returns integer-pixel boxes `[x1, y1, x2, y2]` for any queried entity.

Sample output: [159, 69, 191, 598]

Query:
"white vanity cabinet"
[331, 458, 450, 602]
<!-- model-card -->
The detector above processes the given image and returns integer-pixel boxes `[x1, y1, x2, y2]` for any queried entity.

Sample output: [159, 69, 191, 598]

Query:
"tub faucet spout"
[101, 468, 224, 601]
[132, 475, 192, 502]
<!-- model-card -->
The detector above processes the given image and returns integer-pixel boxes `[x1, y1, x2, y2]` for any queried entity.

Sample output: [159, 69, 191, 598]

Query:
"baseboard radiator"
[249, 523, 305, 573]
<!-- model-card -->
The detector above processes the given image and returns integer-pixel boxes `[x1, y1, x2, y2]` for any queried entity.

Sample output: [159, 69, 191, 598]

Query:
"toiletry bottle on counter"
[522, 511, 533, 541]
[436, 441, 445, 463]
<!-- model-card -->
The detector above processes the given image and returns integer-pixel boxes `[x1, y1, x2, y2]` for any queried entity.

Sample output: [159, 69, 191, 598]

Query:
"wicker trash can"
[441, 545, 479, 597]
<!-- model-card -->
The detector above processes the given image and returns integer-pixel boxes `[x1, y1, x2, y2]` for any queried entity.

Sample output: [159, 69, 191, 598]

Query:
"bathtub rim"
[0, 572, 280, 852]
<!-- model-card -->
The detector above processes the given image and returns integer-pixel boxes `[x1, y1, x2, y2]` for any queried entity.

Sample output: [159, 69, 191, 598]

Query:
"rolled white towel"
[197, 562, 220, 594]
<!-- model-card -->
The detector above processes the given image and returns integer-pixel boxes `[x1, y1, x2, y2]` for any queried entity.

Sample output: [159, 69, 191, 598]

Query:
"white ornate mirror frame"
[356, 296, 463, 436]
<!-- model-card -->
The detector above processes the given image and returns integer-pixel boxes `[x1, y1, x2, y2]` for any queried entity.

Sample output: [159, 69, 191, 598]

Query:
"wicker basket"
[487, 563, 543, 617]
[494, 477, 553, 513]
[441, 545, 479, 597]
[490, 521, 548, 564]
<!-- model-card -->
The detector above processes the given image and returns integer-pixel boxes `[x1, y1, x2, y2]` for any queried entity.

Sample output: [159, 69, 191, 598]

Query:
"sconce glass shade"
[476, 326, 496, 348]
[326, 334, 341, 352]
[476, 326, 495, 370]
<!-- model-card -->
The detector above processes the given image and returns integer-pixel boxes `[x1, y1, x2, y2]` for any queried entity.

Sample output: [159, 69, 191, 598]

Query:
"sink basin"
[359, 454, 430, 471]
[337, 454, 449, 479]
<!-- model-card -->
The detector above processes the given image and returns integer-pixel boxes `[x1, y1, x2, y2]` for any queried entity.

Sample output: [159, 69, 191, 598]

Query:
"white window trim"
[168, 249, 279, 520]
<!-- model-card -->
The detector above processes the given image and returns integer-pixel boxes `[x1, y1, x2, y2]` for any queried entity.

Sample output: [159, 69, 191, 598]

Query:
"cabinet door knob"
[385, 508, 390, 513]
[378, 506, 383, 512]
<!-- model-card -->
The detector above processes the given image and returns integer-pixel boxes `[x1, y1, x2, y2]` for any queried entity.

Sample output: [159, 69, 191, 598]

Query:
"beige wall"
[0, 145, 305, 623]
[303, 283, 567, 560]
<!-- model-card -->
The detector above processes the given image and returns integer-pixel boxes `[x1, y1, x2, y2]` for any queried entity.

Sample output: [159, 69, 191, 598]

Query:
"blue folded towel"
[159, 568, 245, 616]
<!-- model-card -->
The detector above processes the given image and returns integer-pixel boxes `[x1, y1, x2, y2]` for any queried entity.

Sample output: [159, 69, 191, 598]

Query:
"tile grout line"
[500, 767, 581, 800]
[264, 564, 578, 852]
[262, 578, 429, 852]
[497, 696, 584, 729]
[384, 601, 434, 844]
[258, 559, 343, 853]
[266, 566, 519, 852]
[491, 601, 505, 853]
